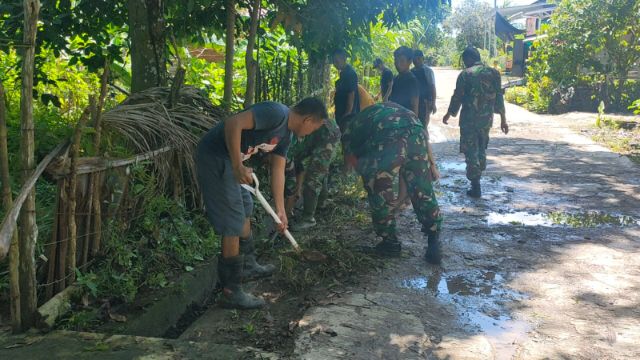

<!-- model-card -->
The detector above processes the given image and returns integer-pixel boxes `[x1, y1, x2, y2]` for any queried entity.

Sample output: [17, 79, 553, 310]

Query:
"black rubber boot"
[466, 178, 481, 198]
[292, 187, 318, 231]
[217, 255, 265, 309]
[424, 230, 442, 265]
[240, 235, 275, 279]
[374, 236, 402, 257]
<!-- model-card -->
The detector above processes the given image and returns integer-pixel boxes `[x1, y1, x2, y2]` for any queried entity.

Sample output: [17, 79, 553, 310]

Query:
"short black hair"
[331, 49, 348, 59]
[292, 97, 328, 121]
[393, 46, 413, 61]
[413, 49, 424, 58]
[462, 46, 481, 64]
[373, 58, 383, 66]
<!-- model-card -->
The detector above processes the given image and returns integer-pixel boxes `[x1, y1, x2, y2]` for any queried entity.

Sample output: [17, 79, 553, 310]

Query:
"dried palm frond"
[101, 86, 227, 198]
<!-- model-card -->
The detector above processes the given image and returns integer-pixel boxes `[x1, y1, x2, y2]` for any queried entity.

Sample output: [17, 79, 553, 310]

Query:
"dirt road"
[291, 68, 640, 359]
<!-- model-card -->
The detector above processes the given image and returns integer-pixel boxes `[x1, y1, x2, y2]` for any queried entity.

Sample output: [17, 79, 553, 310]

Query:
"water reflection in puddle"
[486, 211, 639, 227]
[438, 161, 467, 172]
[400, 270, 530, 359]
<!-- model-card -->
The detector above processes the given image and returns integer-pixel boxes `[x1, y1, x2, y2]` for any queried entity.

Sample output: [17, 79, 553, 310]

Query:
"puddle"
[438, 161, 467, 172]
[399, 270, 530, 360]
[468, 312, 531, 360]
[487, 211, 639, 227]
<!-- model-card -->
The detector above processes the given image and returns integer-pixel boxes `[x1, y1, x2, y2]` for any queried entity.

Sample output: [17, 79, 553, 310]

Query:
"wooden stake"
[0, 76, 21, 332]
[17, 0, 41, 330]
[91, 60, 110, 256]
[67, 107, 91, 283]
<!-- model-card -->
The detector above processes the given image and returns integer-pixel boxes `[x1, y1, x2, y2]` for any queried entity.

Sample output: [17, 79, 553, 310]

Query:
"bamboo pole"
[90, 61, 110, 256]
[66, 107, 91, 284]
[17, 0, 41, 330]
[243, 0, 261, 108]
[44, 182, 62, 300]
[0, 77, 21, 332]
[55, 179, 69, 294]
[223, 0, 236, 110]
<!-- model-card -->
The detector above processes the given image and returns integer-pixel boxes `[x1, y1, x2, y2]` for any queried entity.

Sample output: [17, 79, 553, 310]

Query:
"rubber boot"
[466, 178, 481, 198]
[292, 187, 318, 231]
[240, 235, 275, 279]
[374, 236, 402, 257]
[424, 230, 442, 265]
[217, 255, 265, 309]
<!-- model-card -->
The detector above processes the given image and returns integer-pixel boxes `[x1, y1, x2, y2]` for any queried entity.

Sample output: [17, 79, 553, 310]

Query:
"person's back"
[456, 63, 503, 129]
[443, 46, 508, 199]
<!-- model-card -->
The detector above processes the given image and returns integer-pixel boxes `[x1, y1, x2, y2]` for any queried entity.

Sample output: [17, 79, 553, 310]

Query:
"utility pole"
[493, 0, 498, 57]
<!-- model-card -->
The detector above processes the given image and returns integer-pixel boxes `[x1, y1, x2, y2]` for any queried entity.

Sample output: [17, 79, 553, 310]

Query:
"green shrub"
[505, 86, 529, 106]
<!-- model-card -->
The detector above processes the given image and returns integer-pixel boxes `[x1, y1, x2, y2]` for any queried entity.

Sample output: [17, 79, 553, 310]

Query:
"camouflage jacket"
[288, 118, 341, 162]
[342, 102, 423, 158]
[447, 62, 505, 129]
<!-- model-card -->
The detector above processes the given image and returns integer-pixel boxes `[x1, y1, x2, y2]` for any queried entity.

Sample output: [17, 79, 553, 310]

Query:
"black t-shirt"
[334, 65, 360, 120]
[411, 64, 434, 101]
[389, 71, 419, 111]
[199, 101, 291, 160]
[380, 67, 394, 97]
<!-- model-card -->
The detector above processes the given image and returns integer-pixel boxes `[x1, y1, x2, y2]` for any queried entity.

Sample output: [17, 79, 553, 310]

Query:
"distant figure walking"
[443, 47, 509, 198]
[411, 50, 437, 126]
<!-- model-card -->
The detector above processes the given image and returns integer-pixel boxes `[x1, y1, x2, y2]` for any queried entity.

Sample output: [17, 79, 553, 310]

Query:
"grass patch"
[263, 171, 381, 293]
[591, 116, 640, 164]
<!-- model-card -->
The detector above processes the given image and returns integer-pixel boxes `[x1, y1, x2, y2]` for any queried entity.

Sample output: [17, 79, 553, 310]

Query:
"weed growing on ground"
[590, 117, 640, 164]
[266, 171, 380, 292]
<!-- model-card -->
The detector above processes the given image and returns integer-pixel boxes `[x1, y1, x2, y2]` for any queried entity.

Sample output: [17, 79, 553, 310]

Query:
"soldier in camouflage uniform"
[443, 47, 509, 198]
[285, 119, 341, 230]
[342, 102, 443, 264]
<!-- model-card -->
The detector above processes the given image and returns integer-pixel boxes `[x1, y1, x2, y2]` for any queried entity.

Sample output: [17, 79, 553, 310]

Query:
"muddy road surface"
[290, 68, 640, 359]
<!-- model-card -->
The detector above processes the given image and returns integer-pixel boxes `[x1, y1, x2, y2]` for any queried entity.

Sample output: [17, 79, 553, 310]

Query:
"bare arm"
[410, 95, 419, 116]
[224, 110, 255, 184]
[270, 154, 288, 231]
[383, 80, 393, 101]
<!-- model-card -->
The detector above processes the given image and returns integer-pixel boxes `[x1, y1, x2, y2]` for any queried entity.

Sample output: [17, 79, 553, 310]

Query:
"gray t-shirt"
[199, 101, 291, 161]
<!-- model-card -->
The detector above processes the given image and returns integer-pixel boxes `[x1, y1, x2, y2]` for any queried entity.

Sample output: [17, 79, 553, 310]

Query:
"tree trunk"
[243, 0, 260, 109]
[1, 77, 21, 333]
[223, 0, 236, 110]
[18, 0, 40, 331]
[128, 0, 167, 93]
[307, 52, 329, 102]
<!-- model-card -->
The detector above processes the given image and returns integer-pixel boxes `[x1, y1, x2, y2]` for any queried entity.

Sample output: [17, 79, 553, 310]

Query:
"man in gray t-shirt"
[196, 98, 328, 309]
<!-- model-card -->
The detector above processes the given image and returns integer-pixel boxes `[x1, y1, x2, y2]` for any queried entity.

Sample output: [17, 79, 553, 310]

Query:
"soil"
[2, 68, 639, 359]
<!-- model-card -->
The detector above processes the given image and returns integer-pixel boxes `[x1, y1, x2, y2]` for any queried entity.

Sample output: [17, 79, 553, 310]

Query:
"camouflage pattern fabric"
[342, 103, 442, 240]
[447, 62, 505, 180]
[285, 119, 341, 206]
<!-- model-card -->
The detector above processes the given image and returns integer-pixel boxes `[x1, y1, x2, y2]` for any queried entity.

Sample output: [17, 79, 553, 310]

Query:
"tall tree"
[444, 0, 493, 51]
[243, 0, 261, 108]
[18, 0, 40, 330]
[129, 0, 168, 93]
[223, 0, 236, 109]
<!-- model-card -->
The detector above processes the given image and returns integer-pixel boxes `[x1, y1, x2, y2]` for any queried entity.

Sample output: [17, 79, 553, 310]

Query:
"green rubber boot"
[240, 235, 275, 279]
[217, 255, 265, 309]
[292, 187, 319, 231]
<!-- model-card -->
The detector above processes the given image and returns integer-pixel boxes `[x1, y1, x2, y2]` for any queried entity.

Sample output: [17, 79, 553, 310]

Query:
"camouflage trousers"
[285, 142, 338, 217]
[357, 130, 442, 241]
[460, 127, 490, 180]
